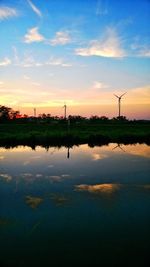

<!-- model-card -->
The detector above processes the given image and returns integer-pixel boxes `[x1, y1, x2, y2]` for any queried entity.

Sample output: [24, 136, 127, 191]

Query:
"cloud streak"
[46, 57, 72, 67]
[0, 6, 18, 20]
[27, 0, 42, 17]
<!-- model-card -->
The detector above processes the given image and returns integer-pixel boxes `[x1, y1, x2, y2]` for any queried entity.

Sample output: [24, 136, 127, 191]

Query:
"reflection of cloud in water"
[0, 155, 5, 160]
[75, 183, 120, 194]
[22, 173, 33, 177]
[138, 184, 150, 190]
[22, 156, 42, 166]
[125, 145, 150, 158]
[30, 156, 41, 159]
[25, 196, 43, 209]
[110, 143, 150, 158]
[23, 161, 30, 166]
[50, 193, 70, 206]
[47, 165, 54, 168]
[47, 175, 62, 182]
[61, 174, 70, 178]
[35, 174, 43, 178]
[0, 173, 12, 182]
[92, 153, 107, 161]
[46, 174, 70, 182]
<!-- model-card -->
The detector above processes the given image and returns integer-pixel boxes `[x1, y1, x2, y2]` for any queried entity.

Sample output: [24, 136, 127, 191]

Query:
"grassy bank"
[0, 120, 150, 148]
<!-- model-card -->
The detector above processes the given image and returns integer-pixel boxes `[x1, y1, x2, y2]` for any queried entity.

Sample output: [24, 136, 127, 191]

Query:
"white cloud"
[93, 81, 108, 90]
[49, 31, 72, 46]
[0, 57, 11, 66]
[46, 57, 72, 67]
[27, 0, 42, 17]
[24, 27, 44, 43]
[0, 6, 18, 20]
[75, 27, 126, 58]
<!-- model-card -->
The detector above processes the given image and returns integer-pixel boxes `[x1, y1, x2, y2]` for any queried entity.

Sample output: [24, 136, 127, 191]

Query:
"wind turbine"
[63, 103, 67, 119]
[112, 144, 126, 152]
[114, 92, 126, 117]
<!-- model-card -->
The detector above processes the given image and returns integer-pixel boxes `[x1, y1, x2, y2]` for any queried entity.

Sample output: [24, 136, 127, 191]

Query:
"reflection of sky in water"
[0, 143, 150, 186]
[0, 144, 150, 266]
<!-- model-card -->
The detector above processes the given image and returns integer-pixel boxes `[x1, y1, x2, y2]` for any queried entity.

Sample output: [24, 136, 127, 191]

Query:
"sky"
[0, 0, 150, 119]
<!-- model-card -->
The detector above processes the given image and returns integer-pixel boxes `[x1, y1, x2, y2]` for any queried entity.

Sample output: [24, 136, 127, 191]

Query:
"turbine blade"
[120, 92, 127, 98]
[114, 94, 119, 98]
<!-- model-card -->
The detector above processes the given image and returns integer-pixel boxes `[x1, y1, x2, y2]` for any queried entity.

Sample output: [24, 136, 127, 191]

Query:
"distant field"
[0, 121, 150, 147]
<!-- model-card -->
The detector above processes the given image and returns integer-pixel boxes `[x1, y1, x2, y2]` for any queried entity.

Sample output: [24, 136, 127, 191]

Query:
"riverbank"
[0, 121, 150, 148]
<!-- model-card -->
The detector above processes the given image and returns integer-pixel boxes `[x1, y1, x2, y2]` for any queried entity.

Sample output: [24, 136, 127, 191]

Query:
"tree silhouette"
[0, 105, 20, 121]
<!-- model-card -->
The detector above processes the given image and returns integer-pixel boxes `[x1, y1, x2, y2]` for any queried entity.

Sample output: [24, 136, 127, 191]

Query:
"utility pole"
[34, 108, 36, 117]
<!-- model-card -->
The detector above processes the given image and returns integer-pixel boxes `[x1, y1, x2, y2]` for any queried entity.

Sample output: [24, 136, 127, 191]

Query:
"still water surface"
[0, 143, 150, 266]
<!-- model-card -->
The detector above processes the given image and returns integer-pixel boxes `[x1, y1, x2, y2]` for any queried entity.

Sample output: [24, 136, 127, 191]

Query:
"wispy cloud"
[0, 81, 4, 86]
[0, 57, 11, 66]
[46, 57, 72, 67]
[96, 0, 108, 16]
[20, 54, 35, 67]
[49, 31, 72, 46]
[24, 27, 44, 43]
[31, 82, 41, 86]
[23, 75, 30, 80]
[14, 54, 72, 68]
[75, 27, 126, 58]
[0, 6, 18, 20]
[138, 48, 150, 58]
[12, 46, 19, 64]
[130, 39, 150, 58]
[27, 0, 42, 17]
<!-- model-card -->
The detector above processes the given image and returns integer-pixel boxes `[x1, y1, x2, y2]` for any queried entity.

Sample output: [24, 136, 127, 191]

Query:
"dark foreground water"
[0, 143, 150, 267]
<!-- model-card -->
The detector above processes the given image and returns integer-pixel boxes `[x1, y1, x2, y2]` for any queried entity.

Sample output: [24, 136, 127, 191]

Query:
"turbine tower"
[63, 103, 67, 119]
[114, 92, 126, 117]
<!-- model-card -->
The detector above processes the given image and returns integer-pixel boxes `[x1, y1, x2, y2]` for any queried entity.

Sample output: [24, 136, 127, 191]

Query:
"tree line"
[0, 105, 147, 123]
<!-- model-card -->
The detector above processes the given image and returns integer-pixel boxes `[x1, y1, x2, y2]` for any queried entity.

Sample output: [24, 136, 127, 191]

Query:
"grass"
[0, 120, 150, 148]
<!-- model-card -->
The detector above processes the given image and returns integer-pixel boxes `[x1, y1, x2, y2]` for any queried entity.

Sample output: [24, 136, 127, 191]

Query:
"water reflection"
[25, 196, 43, 209]
[112, 143, 126, 152]
[0, 143, 150, 266]
[50, 193, 71, 206]
[75, 183, 120, 194]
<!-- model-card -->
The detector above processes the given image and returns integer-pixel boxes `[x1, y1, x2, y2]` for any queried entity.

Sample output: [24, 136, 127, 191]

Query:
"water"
[0, 143, 150, 266]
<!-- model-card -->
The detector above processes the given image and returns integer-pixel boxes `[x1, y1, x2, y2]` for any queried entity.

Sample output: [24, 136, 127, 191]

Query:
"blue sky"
[0, 0, 150, 118]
